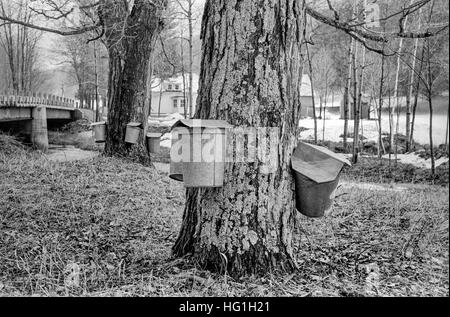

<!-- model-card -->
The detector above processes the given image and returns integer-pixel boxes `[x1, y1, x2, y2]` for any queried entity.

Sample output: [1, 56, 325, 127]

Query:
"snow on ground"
[148, 113, 184, 128]
[299, 111, 448, 145]
[380, 153, 449, 169]
[149, 114, 184, 149]
[149, 111, 449, 170]
[340, 181, 408, 192]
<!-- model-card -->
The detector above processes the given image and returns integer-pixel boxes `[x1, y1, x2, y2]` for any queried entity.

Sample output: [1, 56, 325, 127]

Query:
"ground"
[0, 132, 448, 297]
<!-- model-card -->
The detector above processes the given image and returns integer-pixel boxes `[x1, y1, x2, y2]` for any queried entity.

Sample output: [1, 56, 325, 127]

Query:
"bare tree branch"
[0, 14, 101, 36]
[305, 1, 448, 43]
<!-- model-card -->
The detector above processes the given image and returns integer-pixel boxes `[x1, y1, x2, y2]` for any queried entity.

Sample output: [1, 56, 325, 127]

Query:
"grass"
[342, 157, 449, 186]
[0, 135, 448, 297]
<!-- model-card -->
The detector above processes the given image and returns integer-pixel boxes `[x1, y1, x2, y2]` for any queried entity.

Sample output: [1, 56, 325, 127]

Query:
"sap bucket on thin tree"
[147, 133, 162, 154]
[125, 122, 143, 144]
[169, 119, 232, 188]
[291, 142, 351, 218]
[92, 121, 106, 143]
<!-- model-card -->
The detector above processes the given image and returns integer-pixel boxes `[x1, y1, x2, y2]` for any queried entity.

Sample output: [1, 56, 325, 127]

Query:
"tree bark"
[173, 0, 305, 277]
[102, 0, 165, 163]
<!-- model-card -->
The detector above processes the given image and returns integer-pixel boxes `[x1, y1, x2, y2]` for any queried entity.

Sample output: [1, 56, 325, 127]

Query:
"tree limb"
[0, 14, 101, 36]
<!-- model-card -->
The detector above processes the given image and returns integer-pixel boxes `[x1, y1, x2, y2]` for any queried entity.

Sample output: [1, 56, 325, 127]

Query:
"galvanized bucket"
[169, 120, 232, 187]
[182, 129, 227, 188]
[292, 142, 351, 218]
[125, 122, 142, 144]
[293, 173, 340, 218]
[147, 133, 161, 154]
[92, 122, 106, 143]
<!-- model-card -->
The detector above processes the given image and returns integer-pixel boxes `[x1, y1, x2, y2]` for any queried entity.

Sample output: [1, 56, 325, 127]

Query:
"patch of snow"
[381, 153, 449, 169]
[160, 133, 172, 148]
[341, 181, 407, 192]
[149, 113, 185, 128]
[299, 110, 448, 145]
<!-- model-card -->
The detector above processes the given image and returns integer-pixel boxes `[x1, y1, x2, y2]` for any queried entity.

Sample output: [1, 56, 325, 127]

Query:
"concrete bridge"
[0, 93, 82, 152]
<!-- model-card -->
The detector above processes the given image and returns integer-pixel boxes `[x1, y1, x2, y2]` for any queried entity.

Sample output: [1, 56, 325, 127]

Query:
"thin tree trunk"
[323, 74, 328, 142]
[445, 103, 449, 153]
[394, 0, 412, 161]
[388, 88, 393, 168]
[158, 80, 163, 117]
[93, 40, 100, 122]
[351, 40, 359, 164]
[354, 45, 365, 163]
[188, 0, 194, 118]
[343, 37, 353, 152]
[427, 92, 435, 176]
[174, 0, 306, 277]
[180, 31, 187, 118]
[406, 19, 421, 152]
[182, 71, 187, 118]
[410, 45, 425, 147]
[306, 43, 317, 144]
[393, 42, 404, 163]
[378, 53, 385, 159]
[426, 39, 435, 177]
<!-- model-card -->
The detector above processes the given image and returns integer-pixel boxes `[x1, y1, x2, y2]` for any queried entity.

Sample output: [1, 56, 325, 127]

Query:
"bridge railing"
[0, 92, 76, 109]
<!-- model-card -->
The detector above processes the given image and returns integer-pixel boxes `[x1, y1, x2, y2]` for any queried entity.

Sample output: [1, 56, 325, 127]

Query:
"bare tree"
[173, 0, 201, 118]
[405, 11, 422, 152]
[305, 42, 318, 144]
[343, 36, 354, 152]
[0, 0, 43, 93]
[311, 48, 336, 142]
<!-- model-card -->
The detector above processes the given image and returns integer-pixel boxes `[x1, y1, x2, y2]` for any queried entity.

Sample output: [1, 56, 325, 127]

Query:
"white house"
[151, 73, 318, 118]
[151, 74, 199, 117]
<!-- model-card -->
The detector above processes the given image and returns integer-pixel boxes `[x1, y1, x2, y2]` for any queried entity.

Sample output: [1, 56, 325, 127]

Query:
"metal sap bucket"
[292, 142, 351, 218]
[293, 173, 340, 218]
[125, 122, 142, 144]
[147, 133, 161, 154]
[170, 119, 232, 188]
[92, 121, 106, 143]
[169, 127, 185, 182]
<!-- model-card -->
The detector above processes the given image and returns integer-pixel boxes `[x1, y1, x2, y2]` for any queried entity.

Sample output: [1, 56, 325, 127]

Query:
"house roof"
[151, 73, 200, 92]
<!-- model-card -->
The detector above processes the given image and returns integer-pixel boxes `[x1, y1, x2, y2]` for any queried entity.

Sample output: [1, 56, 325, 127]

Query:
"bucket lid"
[292, 142, 351, 184]
[91, 121, 106, 126]
[127, 122, 143, 128]
[147, 133, 162, 138]
[171, 119, 233, 131]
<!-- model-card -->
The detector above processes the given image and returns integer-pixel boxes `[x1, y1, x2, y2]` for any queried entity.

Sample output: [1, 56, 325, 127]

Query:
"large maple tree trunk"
[102, 0, 165, 163]
[173, 0, 306, 277]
